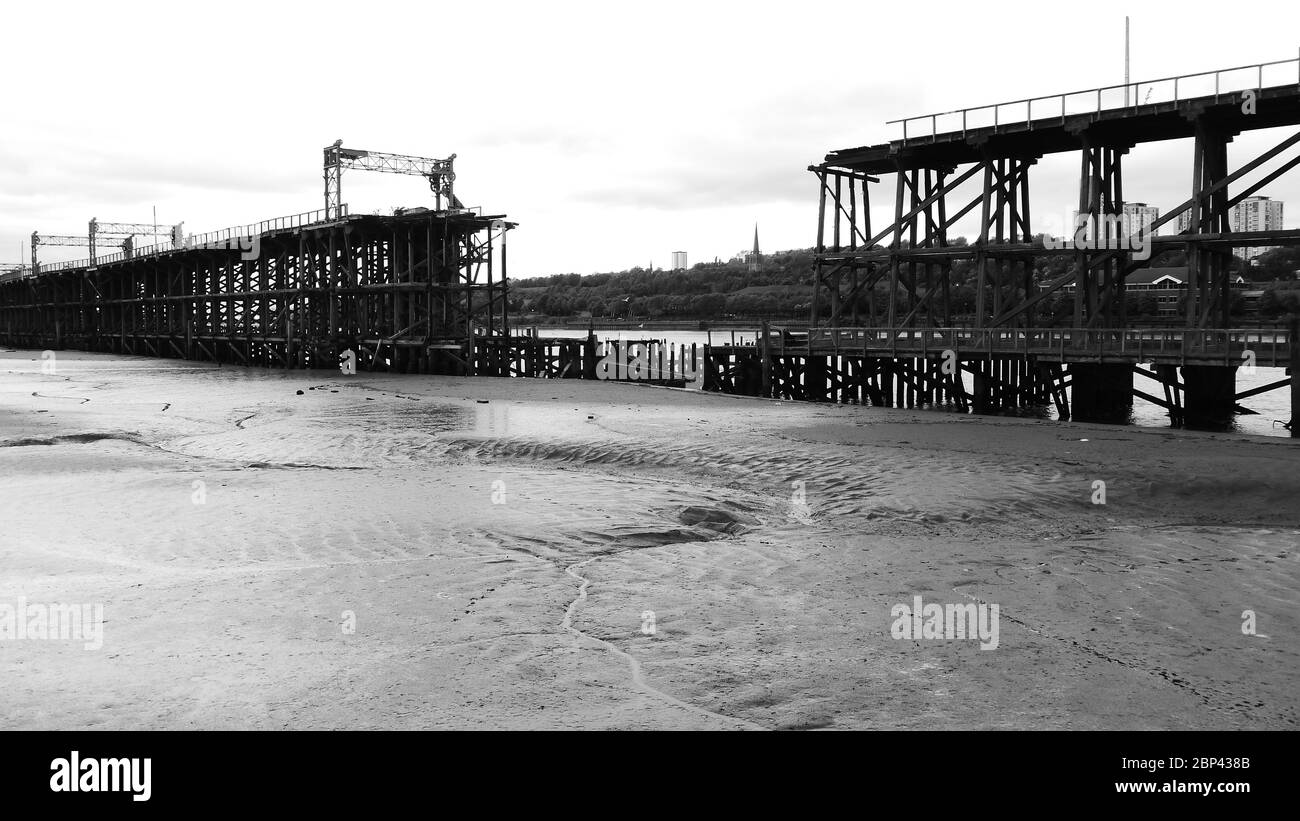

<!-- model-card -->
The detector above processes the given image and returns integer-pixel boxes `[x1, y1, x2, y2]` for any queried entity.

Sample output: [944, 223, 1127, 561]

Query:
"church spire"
[746, 224, 762, 273]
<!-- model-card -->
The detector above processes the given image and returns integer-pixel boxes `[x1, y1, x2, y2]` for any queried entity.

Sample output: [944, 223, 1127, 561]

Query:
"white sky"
[3, 0, 1300, 276]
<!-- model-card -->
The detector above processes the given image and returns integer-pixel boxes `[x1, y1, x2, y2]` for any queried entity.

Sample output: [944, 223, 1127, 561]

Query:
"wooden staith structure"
[0, 136, 703, 387]
[703, 323, 1297, 431]
[761, 57, 1300, 434]
[1, 208, 515, 375]
[808, 56, 1300, 333]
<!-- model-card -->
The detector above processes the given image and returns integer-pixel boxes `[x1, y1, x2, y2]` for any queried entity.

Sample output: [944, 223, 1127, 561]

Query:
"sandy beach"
[1, 349, 1297, 730]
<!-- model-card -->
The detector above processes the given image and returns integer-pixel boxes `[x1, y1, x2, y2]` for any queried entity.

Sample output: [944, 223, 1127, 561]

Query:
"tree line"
[508, 242, 1300, 323]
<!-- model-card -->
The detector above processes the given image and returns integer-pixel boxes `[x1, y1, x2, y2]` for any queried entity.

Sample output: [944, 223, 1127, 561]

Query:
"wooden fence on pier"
[469, 334, 701, 387]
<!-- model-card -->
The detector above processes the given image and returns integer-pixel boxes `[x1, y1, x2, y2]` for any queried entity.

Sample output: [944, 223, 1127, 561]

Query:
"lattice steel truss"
[323, 142, 461, 220]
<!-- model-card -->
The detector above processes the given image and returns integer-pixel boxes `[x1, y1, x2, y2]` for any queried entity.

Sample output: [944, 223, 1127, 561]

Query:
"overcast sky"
[4, 0, 1300, 276]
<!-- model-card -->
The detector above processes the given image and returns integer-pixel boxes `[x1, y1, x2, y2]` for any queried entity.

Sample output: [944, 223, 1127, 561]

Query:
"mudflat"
[2, 350, 1296, 729]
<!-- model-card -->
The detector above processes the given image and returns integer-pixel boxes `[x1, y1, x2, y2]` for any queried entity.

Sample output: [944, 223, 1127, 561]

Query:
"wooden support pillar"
[805, 355, 827, 402]
[1181, 365, 1235, 429]
[1289, 318, 1299, 437]
[760, 320, 772, 398]
[1070, 362, 1134, 423]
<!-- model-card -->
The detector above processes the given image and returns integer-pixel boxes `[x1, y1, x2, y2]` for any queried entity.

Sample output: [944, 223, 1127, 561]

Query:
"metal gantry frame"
[323, 141, 462, 221]
[31, 219, 182, 270]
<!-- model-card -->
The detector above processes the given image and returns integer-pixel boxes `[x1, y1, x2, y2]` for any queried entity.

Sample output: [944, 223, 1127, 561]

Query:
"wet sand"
[1, 350, 1297, 729]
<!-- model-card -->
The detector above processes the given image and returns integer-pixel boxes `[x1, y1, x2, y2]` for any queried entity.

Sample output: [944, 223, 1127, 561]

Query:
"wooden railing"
[28, 205, 350, 276]
[755, 326, 1293, 366]
[887, 54, 1300, 144]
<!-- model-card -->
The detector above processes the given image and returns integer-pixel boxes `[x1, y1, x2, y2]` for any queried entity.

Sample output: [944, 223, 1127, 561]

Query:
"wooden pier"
[701, 323, 1299, 430]
[791, 57, 1300, 435]
[1, 208, 513, 375]
[476, 335, 698, 386]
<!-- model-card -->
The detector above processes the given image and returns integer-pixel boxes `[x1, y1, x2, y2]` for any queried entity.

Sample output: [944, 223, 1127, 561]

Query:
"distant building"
[1059, 266, 1248, 316]
[744, 224, 761, 272]
[671, 251, 688, 271]
[1232, 196, 1284, 232]
[1231, 196, 1284, 262]
[1123, 202, 1160, 237]
[1174, 196, 1284, 262]
[1123, 267, 1193, 316]
[1067, 203, 1159, 238]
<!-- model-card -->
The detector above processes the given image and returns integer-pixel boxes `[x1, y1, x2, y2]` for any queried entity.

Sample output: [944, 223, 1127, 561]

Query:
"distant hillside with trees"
[510, 249, 820, 321]
[509, 241, 1300, 324]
